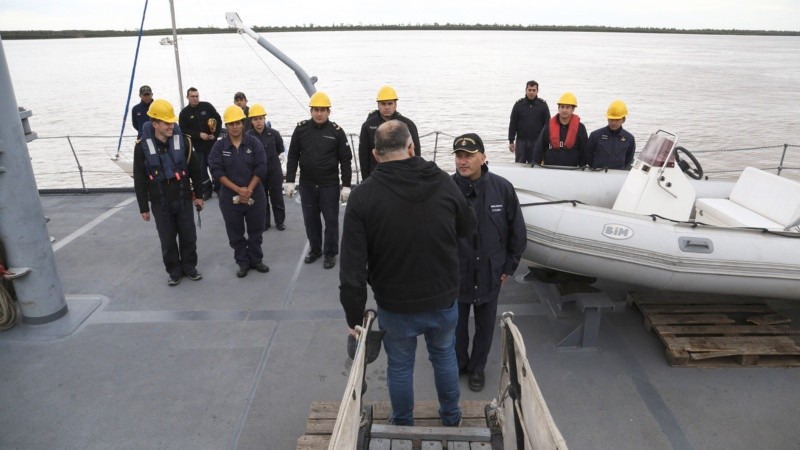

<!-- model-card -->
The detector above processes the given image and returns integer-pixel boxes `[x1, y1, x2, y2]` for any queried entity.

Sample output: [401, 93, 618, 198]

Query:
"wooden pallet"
[297, 400, 493, 449]
[628, 291, 800, 367]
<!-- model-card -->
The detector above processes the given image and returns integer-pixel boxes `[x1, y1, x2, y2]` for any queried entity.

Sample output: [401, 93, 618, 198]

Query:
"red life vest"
[548, 115, 581, 150]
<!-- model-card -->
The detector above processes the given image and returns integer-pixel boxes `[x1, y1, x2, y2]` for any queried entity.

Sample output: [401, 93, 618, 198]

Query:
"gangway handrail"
[327, 311, 375, 449]
[499, 312, 568, 449]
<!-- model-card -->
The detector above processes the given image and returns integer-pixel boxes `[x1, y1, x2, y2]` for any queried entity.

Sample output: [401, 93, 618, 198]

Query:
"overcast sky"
[1, 0, 798, 32]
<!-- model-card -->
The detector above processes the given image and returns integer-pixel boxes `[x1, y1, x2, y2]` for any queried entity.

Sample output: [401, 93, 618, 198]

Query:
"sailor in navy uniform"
[208, 105, 268, 278]
[246, 103, 287, 231]
[587, 100, 636, 169]
[284, 92, 352, 270]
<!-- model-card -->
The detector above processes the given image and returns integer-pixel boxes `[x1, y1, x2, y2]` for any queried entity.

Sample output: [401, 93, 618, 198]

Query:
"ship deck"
[1, 192, 799, 449]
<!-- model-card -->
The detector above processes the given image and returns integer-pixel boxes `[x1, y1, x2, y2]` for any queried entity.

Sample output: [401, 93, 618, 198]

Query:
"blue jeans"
[378, 303, 461, 426]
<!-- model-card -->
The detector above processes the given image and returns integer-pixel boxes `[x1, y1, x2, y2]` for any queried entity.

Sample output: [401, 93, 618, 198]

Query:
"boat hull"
[491, 163, 800, 300]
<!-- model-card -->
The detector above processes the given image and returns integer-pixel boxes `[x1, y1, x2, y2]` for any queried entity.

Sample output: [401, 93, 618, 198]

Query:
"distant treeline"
[2, 24, 798, 39]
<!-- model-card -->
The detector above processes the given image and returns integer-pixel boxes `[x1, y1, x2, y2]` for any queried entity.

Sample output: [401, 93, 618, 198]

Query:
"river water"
[4, 31, 800, 188]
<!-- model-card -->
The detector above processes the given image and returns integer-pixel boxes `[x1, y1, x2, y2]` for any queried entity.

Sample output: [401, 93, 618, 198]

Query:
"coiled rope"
[0, 265, 17, 331]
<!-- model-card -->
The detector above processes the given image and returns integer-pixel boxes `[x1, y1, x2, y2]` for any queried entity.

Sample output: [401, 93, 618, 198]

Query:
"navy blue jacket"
[586, 126, 636, 169]
[247, 127, 284, 184]
[453, 165, 527, 305]
[207, 134, 267, 200]
[131, 100, 152, 139]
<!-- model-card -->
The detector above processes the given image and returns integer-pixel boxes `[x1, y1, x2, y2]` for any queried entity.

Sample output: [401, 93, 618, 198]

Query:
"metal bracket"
[3, 267, 31, 280]
[557, 292, 619, 350]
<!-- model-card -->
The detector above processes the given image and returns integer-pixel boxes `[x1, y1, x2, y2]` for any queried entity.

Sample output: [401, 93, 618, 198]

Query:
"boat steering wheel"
[674, 146, 704, 180]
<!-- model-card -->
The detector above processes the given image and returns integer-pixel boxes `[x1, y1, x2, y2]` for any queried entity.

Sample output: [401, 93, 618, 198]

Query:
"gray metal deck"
[1, 192, 799, 449]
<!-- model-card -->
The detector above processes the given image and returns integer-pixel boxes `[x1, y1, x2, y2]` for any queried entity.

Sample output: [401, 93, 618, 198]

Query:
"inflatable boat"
[492, 131, 800, 300]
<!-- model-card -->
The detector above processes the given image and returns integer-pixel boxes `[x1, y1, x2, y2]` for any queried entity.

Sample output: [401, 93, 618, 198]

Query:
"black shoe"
[304, 252, 321, 264]
[236, 265, 249, 278]
[469, 371, 485, 392]
[184, 269, 202, 281]
[251, 262, 270, 273]
[323, 255, 336, 269]
[276, 223, 286, 231]
[459, 366, 468, 376]
[168, 273, 182, 286]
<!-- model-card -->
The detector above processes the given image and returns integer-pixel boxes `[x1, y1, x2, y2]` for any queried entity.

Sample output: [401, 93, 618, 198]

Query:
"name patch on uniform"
[600, 135, 609, 140]
[490, 204, 504, 213]
[324, 135, 336, 140]
[222, 151, 232, 157]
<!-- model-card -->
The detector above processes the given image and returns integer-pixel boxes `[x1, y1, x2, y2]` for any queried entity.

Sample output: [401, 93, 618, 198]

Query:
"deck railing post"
[777, 144, 789, 176]
[65, 136, 87, 192]
[432, 131, 440, 164]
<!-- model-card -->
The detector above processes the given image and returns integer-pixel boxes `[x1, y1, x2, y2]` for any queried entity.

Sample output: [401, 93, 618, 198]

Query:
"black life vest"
[140, 121, 188, 183]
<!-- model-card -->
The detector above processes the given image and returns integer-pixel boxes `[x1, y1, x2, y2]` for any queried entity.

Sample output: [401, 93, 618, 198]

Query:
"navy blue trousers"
[263, 165, 286, 227]
[298, 184, 340, 257]
[219, 188, 267, 266]
[455, 299, 498, 373]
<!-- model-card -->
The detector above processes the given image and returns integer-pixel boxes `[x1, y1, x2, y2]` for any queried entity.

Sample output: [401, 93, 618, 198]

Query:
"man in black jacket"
[133, 99, 205, 286]
[452, 133, 526, 392]
[179, 87, 221, 199]
[358, 85, 421, 180]
[285, 91, 352, 269]
[340, 120, 475, 427]
[508, 80, 550, 164]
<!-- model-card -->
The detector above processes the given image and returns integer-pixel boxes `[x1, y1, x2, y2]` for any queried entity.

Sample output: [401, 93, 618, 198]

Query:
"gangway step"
[297, 400, 495, 449]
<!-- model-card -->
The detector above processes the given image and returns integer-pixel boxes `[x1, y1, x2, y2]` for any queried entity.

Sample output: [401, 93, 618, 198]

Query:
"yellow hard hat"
[249, 103, 267, 117]
[606, 100, 628, 119]
[309, 92, 331, 108]
[147, 99, 178, 123]
[223, 105, 246, 124]
[557, 92, 578, 107]
[376, 85, 398, 102]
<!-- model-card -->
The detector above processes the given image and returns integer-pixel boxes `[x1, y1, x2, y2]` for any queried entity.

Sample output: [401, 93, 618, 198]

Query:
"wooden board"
[629, 291, 800, 368]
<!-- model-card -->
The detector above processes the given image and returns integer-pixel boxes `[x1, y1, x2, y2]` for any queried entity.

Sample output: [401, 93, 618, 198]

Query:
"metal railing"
[26, 133, 800, 193]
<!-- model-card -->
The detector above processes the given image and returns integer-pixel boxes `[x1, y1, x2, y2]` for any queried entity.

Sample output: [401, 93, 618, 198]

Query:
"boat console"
[612, 131, 697, 221]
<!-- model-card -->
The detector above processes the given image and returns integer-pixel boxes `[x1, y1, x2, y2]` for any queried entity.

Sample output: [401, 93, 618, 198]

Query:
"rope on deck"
[0, 265, 17, 331]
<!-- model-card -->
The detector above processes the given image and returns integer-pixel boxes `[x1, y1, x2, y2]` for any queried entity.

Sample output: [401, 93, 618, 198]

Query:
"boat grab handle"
[678, 237, 714, 253]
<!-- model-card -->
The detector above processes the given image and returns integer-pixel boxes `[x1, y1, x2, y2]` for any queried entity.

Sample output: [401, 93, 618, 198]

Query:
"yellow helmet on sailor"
[557, 92, 578, 107]
[376, 86, 398, 102]
[147, 99, 178, 123]
[223, 105, 246, 124]
[248, 103, 267, 117]
[309, 92, 332, 108]
[606, 100, 628, 119]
